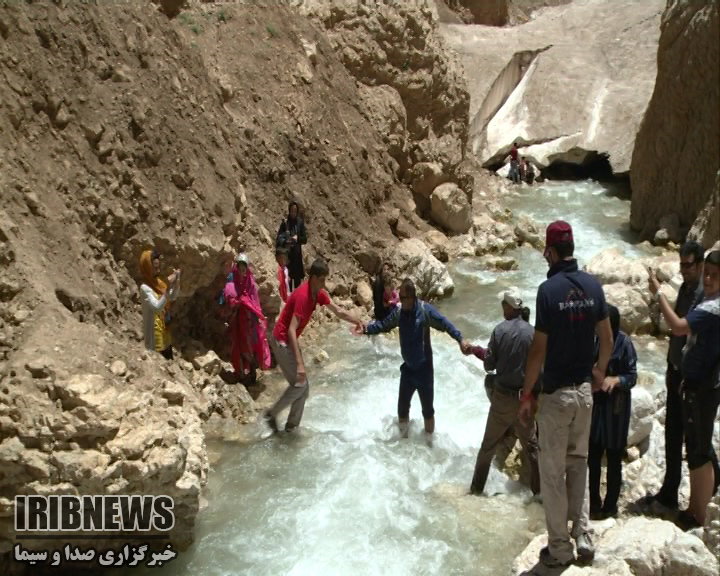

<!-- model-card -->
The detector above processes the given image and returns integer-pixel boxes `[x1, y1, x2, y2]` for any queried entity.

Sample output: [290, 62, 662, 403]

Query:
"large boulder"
[584, 248, 682, 334]
[430, 183, 472, 234]
[628, 387, 655, 446]
[512, 517, 718, 576]
[441, 0, 663, 176]
[630, 2, 720, 241]
[387, 238, 454, 299]
[603, 283, 653, 335]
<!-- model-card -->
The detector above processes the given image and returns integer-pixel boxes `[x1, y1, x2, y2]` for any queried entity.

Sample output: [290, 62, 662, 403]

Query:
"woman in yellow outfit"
[139, 249, 181, 359]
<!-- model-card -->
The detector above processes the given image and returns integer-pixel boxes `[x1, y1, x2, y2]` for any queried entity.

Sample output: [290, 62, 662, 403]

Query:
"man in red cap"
[518, 220, 613, 568]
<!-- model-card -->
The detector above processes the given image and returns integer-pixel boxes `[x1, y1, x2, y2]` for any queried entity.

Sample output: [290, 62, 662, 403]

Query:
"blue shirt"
[365, 300, 462, 371]
[535, 259, 608, 392]
[682, 295, 720, 387]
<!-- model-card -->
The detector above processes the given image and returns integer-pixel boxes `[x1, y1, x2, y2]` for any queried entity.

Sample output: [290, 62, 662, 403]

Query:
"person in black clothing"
[588, 305, 637, 520]
[638, 241, 720, 514]
[372, 262, 393, 321]
[649, 250, 720, 529]
[276, 201, 307, 292]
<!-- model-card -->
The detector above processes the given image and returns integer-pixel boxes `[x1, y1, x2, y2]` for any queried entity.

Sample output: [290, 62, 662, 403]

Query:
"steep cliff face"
[294, 0, 470, 184]
[0, 0, 426, 566]
[629, 0, 720, 242]
[441, 0, 663, 176]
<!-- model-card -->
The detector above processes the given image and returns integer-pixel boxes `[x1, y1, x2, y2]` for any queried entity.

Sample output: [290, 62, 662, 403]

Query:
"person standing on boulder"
[638, 241, 719, 515]
[276, 201, 307, 293]
[588, 304, 637, 520]
[355, 278, 471, 437]
[139, 249, 181, 360]
[518, 220, 613, 568]
[648, 250, 720, 529]
[264, 259, 363, 433]
[468, 290, 540, 496]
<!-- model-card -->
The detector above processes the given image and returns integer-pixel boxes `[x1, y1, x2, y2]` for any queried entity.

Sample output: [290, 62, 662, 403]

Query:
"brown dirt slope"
[0, 0, 444, 566]
[0, 1, 419, 362]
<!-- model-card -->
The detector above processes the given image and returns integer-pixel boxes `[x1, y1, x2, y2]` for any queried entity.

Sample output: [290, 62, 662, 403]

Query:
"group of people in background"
[138, 199, 720, 568]
[508, 141, 536, 185]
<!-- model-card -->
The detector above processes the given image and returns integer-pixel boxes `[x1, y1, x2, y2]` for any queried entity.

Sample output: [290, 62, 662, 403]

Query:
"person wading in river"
[519, 220, 613, 568]
[264, 259, 363, 433]
[467, 289, 540, 496]
[355, 278, 470, 437]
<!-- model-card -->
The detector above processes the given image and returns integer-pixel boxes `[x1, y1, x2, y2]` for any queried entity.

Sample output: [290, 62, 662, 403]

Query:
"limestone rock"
[411, 162, 447, 200]
[355, 248, 382, 275]
[512, 517, 718, 576]
[630, 2, 719, 241]
[603, 283, 652, 335]
[704, 493, 720, 562]
[628, 387, 655, 447]
[442, 0, 663, 175]
[387, 238, 454, 299]
[110, 360, 127, 377]
[313, 350, 329, 365]
[354, 281, 373, 308]
[430, 183, 472, 234]
[192, 350, 222, 376]
[422, 229, 451, 263]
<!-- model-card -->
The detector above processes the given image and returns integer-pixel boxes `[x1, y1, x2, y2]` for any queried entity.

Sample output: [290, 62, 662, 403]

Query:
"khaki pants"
[537, 382, 593, 563]
[267, 336, 309, 430]
[471, 389, 540, 495]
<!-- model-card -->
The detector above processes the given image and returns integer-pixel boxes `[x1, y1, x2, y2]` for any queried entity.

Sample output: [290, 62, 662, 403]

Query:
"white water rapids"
[128, 181, 669, 576]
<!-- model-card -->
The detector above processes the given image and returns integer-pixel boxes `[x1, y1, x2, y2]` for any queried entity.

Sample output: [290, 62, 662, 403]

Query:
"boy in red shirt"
[264, 259, 363, 432]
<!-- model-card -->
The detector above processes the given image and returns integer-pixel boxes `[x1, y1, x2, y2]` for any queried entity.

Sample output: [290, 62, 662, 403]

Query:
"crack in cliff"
[469, 44, 552, 141]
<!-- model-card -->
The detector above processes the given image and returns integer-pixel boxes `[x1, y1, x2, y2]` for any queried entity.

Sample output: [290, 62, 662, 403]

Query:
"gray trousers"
[537, 382, 593, 563]
[471, 388, 540, 495]
[267, 336, 309, 430]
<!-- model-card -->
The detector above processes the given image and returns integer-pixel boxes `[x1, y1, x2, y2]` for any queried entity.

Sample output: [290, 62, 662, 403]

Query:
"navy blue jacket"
[365, 300, 462, 371]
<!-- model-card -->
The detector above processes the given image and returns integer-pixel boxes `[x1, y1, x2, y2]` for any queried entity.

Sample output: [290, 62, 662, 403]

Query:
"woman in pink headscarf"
[223, 253, 271, 385]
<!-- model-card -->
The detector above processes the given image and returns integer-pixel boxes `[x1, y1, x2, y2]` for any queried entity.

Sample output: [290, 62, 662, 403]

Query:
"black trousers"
[657, 366, 720, 506]
[588, 440, 623, 512]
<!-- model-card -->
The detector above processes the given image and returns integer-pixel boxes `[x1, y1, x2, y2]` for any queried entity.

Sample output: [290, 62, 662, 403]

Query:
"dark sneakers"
[575, 533, 595, 563]
[675, 510, 702, 531]
[539, 547, 573, 568]
[263, 410, 278, 433]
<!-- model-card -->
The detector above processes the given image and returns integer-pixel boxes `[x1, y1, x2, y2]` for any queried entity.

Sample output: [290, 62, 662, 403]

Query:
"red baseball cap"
[544, 220, 574, 257]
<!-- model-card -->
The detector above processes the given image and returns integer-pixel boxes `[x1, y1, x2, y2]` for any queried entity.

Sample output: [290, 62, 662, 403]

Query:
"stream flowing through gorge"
[129, 181, 670, 576]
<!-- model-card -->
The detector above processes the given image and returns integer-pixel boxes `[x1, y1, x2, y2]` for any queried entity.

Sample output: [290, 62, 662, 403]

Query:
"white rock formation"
[430, 183, 472, 234]
[441, 0, 664, 175]
[387, 238, 455, 299]
[512, 517, 718, 576]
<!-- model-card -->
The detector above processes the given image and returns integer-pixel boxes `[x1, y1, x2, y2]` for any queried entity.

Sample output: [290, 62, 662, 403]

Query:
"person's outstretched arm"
[326, 301, 362, 328]
[425, 304, 470, 352]
[364, 307, 401, 335]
